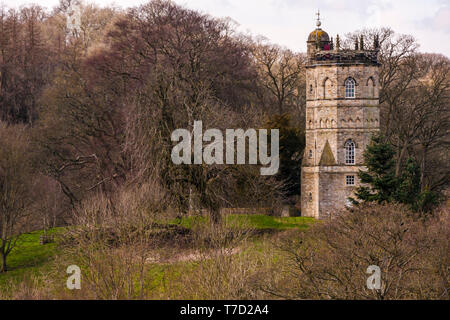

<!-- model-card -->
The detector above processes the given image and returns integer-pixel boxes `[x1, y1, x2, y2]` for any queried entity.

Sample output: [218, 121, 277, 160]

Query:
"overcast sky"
[1, 0, 449, 56]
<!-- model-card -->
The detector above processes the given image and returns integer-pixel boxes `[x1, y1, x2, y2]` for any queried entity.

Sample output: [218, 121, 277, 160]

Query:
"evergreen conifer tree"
[351, 135, 398, 203]
[351, 136, 439, 213]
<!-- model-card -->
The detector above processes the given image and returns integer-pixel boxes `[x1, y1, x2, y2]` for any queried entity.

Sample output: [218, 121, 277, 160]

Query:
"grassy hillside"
[0, 215, 315, 299]
[0, 228, 62, 287]
[171, 214, 314, 230]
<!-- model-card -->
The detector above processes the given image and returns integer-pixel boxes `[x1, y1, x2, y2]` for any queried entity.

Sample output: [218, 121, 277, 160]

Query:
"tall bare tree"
[0, 125, 35, 272]
[252, 42, 305, 115]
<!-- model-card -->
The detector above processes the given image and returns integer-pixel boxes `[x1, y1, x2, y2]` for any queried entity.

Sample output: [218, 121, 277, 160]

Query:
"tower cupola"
[307, 11, 331, 57]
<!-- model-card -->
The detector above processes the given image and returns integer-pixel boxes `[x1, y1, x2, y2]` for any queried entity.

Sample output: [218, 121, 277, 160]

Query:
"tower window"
[345, 139, 355, 164]
[345, 78, 355, 98]
[367, 77, 375, 97]
[324, 78, 332, 99]
[309, 150, 313, 158]
[346, 175, 355, 186]
[309, 84, 313, 94]
[309, 192, 313, 201]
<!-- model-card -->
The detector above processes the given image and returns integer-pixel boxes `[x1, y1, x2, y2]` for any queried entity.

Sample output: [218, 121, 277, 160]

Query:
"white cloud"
[426, 6, 450, 33]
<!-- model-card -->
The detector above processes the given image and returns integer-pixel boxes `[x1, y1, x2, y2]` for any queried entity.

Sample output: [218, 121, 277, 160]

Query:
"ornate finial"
[373, 34, 380, 50]
[316, 10, 321, 28]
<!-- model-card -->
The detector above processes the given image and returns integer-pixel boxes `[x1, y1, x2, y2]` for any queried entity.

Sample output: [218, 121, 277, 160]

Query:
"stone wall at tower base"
[301, 166, 364, 219]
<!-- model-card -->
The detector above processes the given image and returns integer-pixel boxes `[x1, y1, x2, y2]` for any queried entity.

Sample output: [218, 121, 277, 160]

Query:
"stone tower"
[301, 12, 381, 219]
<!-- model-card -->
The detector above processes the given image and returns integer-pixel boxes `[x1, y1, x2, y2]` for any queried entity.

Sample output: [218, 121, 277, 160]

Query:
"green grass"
[170, 214, 315, 230]
[0, 214, 315, 296]
[228, 214, 314, 230]
[0, 228, 62, 286]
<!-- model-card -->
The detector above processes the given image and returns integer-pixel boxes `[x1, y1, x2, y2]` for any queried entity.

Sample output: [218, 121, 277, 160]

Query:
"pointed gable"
[319, 140, 336, 166]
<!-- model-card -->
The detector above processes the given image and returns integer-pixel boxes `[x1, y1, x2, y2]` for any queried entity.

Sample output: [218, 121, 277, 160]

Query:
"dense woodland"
[0, 0, 448, 299]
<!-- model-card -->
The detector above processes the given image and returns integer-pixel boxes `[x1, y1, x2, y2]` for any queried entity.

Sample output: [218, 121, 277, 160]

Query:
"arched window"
[345, 139, 355, 164]
[367, 77, 375, 97]
[324, 78, 332, 99]
[345, 78, 355, 98]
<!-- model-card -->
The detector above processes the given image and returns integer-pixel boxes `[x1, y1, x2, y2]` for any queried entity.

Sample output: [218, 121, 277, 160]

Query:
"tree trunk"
[278, 98, 283, 115]
[210, 208, 222, 225]
[420, 146, 428, 192]
[1, 253, 6, 273]
[395, 144, 407, 177]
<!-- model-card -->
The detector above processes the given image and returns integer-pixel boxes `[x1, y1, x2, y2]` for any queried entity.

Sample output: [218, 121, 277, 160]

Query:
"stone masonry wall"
[301, 55, 380, 219]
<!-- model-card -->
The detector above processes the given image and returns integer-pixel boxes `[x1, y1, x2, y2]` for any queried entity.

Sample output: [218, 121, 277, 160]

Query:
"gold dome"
[308, 29, 330, 42]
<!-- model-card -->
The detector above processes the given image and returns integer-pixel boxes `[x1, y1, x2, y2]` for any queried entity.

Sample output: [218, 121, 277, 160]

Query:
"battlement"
[308, 49, 380, 66]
